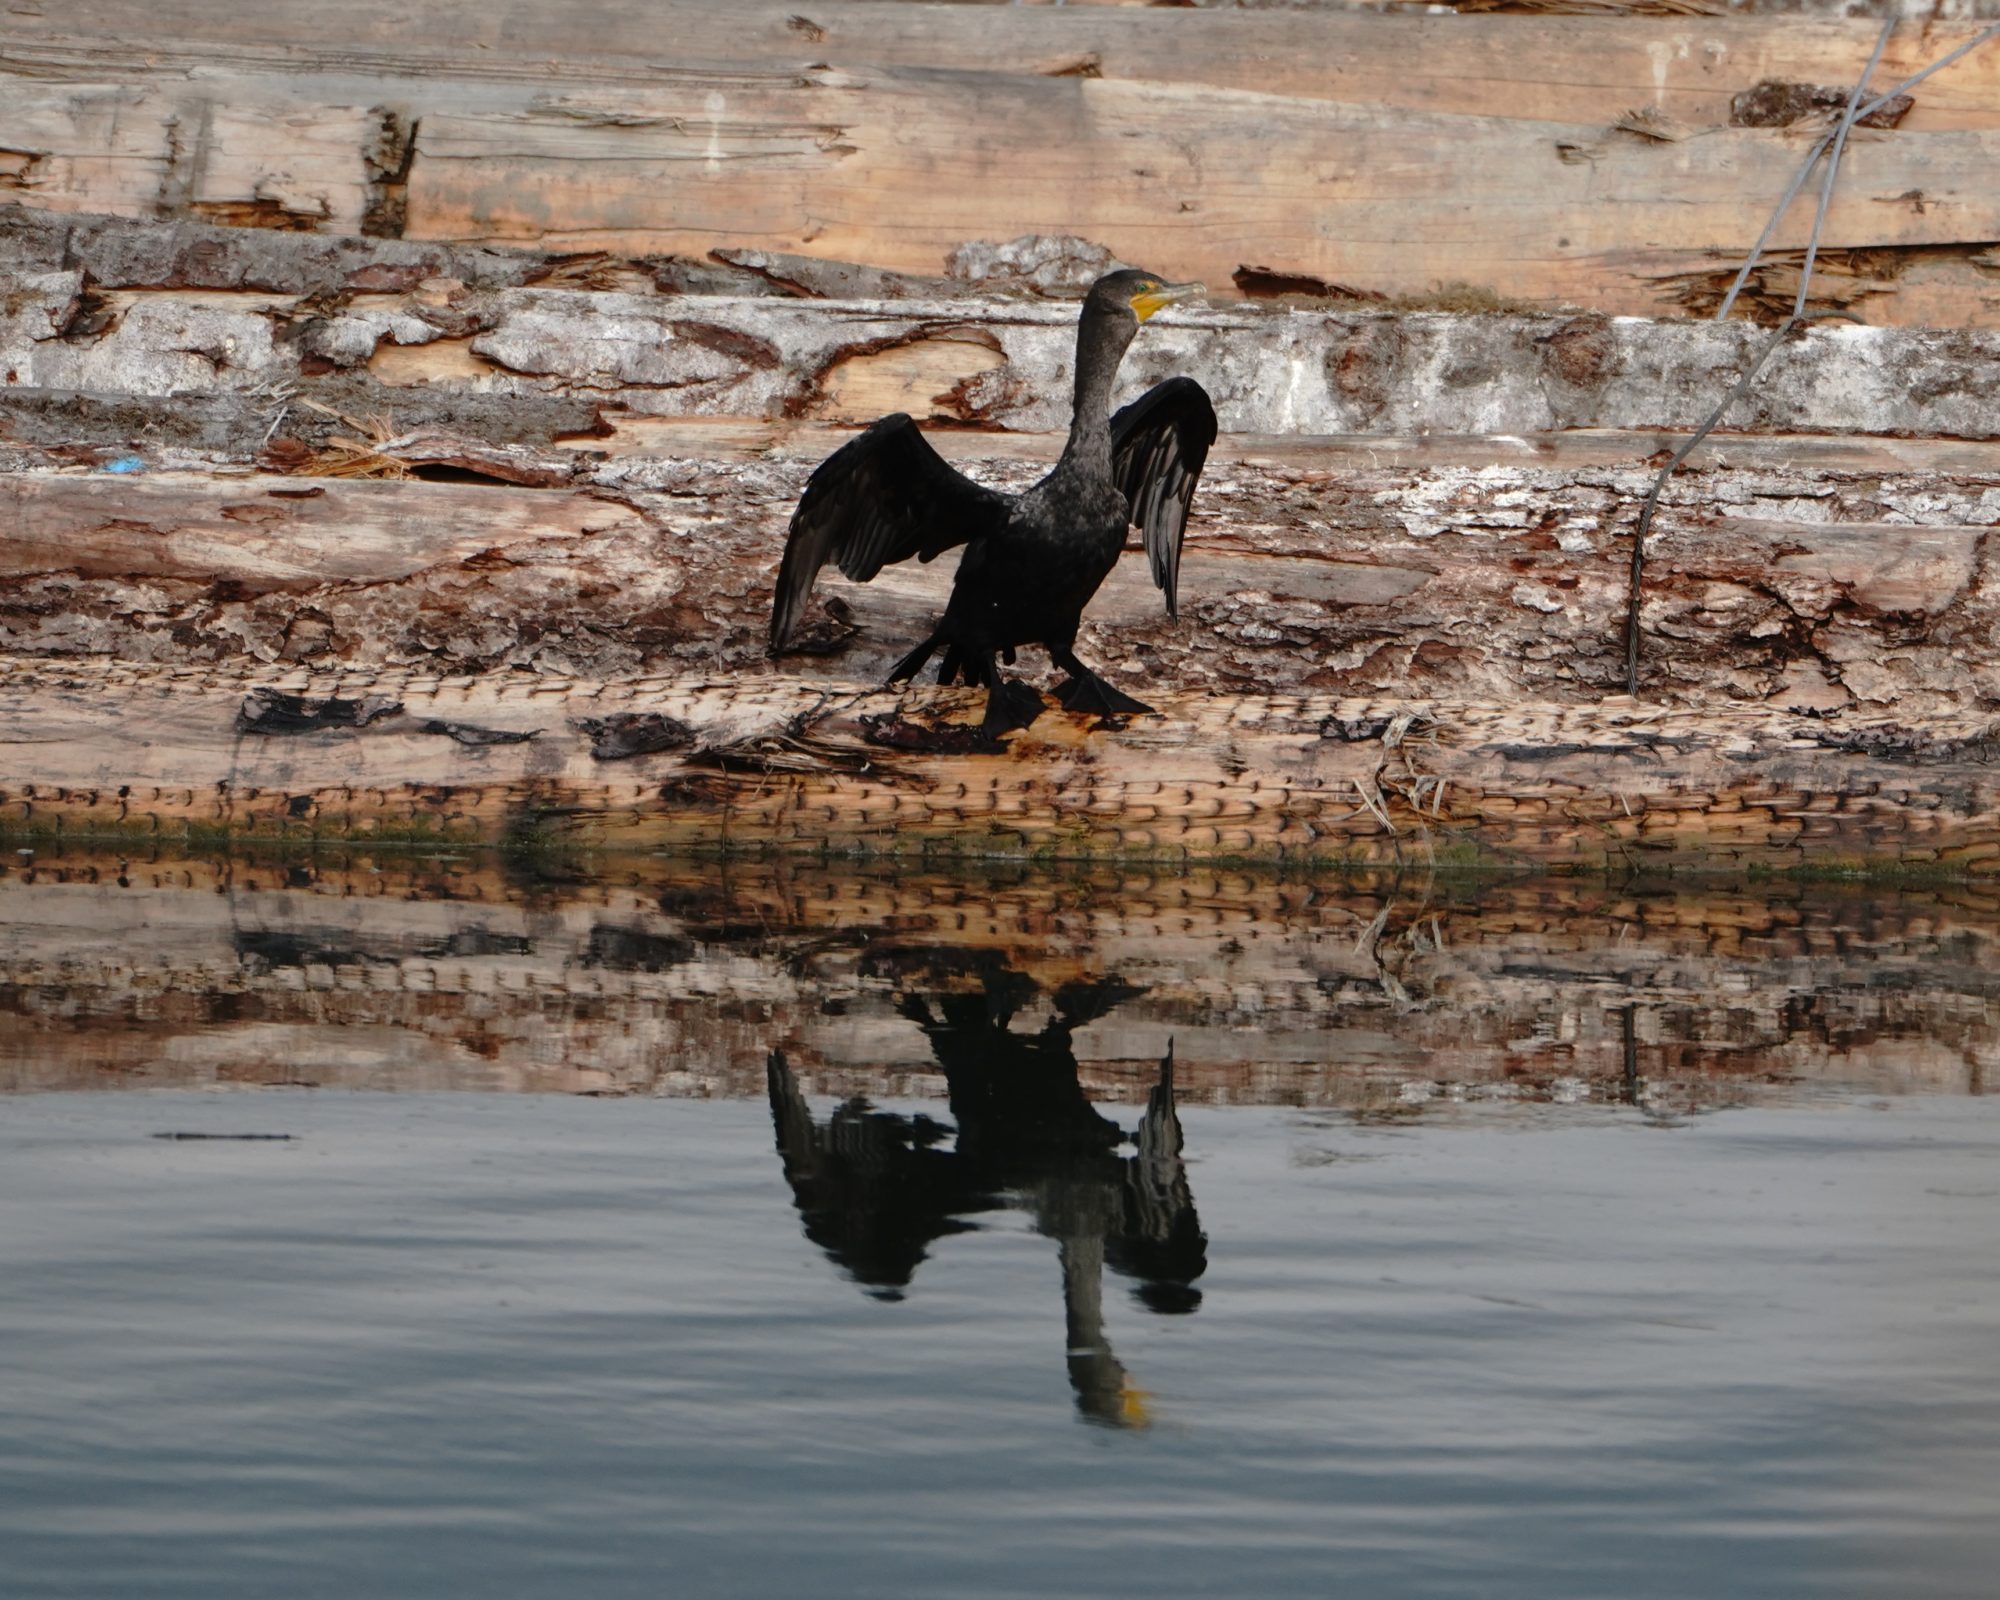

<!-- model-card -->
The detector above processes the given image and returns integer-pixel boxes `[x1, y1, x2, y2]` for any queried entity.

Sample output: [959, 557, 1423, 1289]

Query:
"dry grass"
[294, 401, 412, 479]
[1388, 281, 1545, 316]
[1447, 0, 1722, 15]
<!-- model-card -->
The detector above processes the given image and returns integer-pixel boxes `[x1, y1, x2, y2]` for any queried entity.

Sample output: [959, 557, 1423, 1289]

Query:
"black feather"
[1108, 376, 1217, 619]
[769, 415, 1010, 651]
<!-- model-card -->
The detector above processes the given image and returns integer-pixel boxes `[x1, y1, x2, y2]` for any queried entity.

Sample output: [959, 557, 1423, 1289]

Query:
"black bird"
[767, 269, 1217, 734]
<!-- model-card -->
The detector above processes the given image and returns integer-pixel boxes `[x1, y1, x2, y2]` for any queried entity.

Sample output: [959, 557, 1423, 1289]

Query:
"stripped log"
[363, 87, 2000, 324]
[5, 6, 2000, 320]
[2, 851, 1995, 1102]
[0, 86, 386, 234]
[4, 656, 2000, 870]
[0, 472, 634, 587]
[18, 4, 2000, 133]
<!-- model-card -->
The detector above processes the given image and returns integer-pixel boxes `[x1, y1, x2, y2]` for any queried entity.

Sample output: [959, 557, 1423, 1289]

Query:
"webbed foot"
[982, 678, 1047, 736]
[1054, 672, 1154, 717]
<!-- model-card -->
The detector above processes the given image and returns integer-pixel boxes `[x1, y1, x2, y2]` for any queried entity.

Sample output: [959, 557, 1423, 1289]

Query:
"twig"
[1623, 18, 1895, 695]
[296, 396, 393, 438]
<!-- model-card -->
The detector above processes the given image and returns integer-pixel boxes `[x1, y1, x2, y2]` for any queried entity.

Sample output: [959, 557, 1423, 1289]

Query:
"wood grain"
[402, 71, 2000, 319]
[0, 473, 639, 587]
[13, 4, 2000, 131]
[6, 5, 2000, 320]
[5, 655, 2000, 871]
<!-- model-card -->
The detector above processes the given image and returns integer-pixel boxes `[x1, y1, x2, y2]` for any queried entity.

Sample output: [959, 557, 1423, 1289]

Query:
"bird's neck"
[1058, 311, 1135, 476]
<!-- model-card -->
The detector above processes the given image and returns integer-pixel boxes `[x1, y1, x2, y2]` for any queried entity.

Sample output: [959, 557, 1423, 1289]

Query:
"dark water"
[3, 856, 2000, 1597]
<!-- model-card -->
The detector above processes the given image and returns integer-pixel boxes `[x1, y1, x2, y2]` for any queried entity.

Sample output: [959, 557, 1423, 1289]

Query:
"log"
[5, 655, 2000, 871]
[3, 849, 1995, 1102]
[18, 3, 2000, 134]
[0, 86, 385, 233]
[7, 450, 2000, 714]
[6, 6, 2000, 320]
[7, 257, 2000, 439]
[394, 82, 2000, 324]
[0, 473, 636, 588]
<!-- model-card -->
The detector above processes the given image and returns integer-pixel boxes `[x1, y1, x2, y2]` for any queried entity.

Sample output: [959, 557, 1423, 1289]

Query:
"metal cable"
[1716, 21, 2000, 322]
[1623, 18, 1899, 695]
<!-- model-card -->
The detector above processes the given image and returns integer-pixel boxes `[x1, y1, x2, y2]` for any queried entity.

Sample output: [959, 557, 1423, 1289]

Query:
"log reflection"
[6, 849, 2000, 1103]
[767, 970, 1204, 1427]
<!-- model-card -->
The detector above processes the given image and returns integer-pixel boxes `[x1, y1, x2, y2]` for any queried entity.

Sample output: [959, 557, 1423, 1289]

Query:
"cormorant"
[767, 269, 1217, 734]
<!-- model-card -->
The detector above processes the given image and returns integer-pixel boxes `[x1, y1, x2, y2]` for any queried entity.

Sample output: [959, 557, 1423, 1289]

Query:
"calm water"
[3, 854, 1999, 1597]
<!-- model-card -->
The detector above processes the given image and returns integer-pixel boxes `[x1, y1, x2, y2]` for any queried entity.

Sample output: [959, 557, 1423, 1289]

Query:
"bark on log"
[8, 253, 2000, 439]
[3, 851, 1995, 1103]
[6, 449, 2000, 714]
[3, 241, 1998, 870]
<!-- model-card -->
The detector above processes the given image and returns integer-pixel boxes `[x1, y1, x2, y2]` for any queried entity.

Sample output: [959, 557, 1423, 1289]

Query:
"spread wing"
[769, 414, 1012, 651]
[1109, 376, 1217, 619]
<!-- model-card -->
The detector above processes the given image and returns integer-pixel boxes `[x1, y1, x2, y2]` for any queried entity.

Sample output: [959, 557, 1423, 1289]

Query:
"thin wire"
[1794, 17, 1891, 321]
[1623, 17, 1895, 695]
[1714, 143, 1836, 324]
[1619, 333, 1792, 694]
[1716, 21, 2000, 321]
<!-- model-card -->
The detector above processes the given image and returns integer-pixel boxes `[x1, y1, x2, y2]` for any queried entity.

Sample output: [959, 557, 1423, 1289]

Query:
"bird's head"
[1086, 269, 1204, 326]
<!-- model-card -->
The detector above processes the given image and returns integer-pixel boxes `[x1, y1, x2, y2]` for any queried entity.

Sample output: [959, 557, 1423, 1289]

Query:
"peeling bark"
[0, 382, 612, 456]
[6, 448, 2000, 715]
[8, 254, 2000, 437]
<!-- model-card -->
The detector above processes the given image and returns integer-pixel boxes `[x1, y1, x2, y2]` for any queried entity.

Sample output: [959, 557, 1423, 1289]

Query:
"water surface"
[2, 853, 1997, 1597]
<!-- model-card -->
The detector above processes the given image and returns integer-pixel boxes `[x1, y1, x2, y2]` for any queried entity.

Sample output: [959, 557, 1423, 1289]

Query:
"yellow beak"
[1130, 281, 1204, 322]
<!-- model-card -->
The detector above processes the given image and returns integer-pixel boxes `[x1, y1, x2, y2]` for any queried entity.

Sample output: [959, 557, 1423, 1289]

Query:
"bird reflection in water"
[766, 972, 1206, 1427]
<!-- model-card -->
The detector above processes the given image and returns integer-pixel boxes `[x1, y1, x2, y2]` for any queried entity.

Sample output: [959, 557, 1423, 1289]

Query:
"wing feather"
[769, 415, 1012, 651]
[1108, 376, 1217, 619]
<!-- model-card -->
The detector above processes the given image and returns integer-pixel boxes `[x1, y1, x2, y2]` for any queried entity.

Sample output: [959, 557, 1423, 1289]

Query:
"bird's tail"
[936, 643, 988, 686]
[886, 631, 943, 685]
